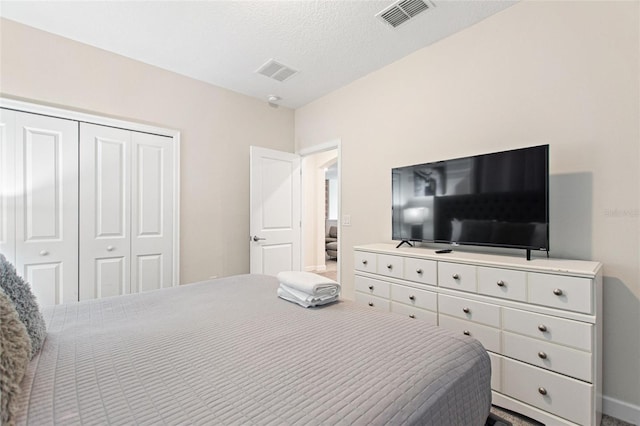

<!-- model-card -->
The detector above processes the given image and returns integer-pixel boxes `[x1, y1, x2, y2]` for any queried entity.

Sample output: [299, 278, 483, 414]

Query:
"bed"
[11, 274, 491, 425]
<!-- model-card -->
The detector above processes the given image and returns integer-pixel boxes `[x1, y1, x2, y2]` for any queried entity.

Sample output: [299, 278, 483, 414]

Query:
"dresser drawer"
[354, 251, 377, 273]
[488, 352, 502, 392]
[391, 302, 437, 325]
[391, 284, 437, 311]
[377, 254, 404, 279]
[439, 294, 501, 328]
[477, 267, 526, 302]
[502, 357, 592, 426]
[438, 314, 501, 353]
[438, 262, 477, 292]
[503, 307, 592, 352]
[354, 276, 390, 298]
[503, 332, 592, 382]
[528, 273, 593, 314]
[403, 257, 437, 286]
[354, 292, 390, 312]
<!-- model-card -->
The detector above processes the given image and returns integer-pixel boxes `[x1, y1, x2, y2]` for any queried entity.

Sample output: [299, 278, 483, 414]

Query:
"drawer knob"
[368, 285, 374, 291]
[387, 264, 393, 269]
[496, 280, 505, 287]
[553, 288, 563, 296]
[416, 268, 423, 274]
[409, 295, 416, 301]
[538, 351, 548, 359]
[463, 330, 471, 336]
[462, 307, 470, 314]
[362, 260, 368, 265]
[39, 250, 49, 256]
[452, 273, 460, 280]
[368, 302, 374, 307]
[538, 324, 548, 332]
[409, 314, 416, 319]
[538, 387, 548, 396]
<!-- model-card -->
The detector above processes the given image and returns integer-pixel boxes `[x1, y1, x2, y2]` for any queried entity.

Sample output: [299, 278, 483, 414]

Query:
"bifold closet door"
[4, 109, 79, 305]
[79, 123, 132, 299]
[0, 109, 16, 265]
[79, 123, 173, 299]
[131, 132, 173, 292]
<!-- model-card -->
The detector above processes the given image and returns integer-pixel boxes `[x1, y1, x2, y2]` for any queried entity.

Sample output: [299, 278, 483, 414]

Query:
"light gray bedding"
[16, 274, 491, 425]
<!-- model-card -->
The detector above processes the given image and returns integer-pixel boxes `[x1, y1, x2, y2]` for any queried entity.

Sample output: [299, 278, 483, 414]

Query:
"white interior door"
[79, 123, 132, 300]
[250, 146, 301, 276]
[14, 111, 79, 305]
[131, 131, 173, 292]
[0, 109, 16, 264]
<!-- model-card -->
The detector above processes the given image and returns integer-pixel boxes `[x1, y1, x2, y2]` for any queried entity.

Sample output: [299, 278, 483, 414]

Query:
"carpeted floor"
[490, 405, 635, 426]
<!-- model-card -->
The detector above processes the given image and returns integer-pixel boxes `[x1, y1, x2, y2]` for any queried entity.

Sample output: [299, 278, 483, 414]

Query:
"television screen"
[392, 145, 549, 252]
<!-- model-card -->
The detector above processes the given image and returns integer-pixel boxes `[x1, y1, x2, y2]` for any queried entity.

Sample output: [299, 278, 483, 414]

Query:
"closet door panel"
[0, 109, 16, 264]
[14, 112, 78, 305]
[79, 123, 132, 300]
[131, 132, 173, 292]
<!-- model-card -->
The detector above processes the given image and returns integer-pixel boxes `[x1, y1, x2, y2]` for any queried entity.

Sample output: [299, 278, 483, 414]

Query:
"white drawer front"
[391, 284, 437, 311]
[528, 273, 593, 314]
[354, 276, 390, 298]
[439, 294, 501, 328]
[354, 251, 377, 273]
[438, 314, 501, 353]
[502, 358, 592, 426]
[503, 332, 592, 382]
[438, 262, 477, 293]
[391, 302, 438, 325]
[503, 307, 592, 352]
[377, 254, 404, 279]
[488, 352, 502, 392]
[355, 292, 390, 312]
[478, 266, 527, 302]
[403, 257, 437, 286]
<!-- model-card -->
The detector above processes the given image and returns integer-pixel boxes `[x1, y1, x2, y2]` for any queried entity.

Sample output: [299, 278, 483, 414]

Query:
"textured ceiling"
[0, 1, 516, 109]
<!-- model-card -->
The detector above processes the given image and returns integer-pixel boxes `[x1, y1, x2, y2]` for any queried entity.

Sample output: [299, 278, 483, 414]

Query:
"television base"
[526, 249, 531, 261]
[395, 240, 414, 248]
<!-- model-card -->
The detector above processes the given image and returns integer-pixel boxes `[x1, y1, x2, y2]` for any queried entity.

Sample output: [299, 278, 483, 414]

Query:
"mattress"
[16, 274, 491, 425]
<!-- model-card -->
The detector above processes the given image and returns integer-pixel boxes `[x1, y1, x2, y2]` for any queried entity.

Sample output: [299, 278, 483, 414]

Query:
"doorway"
[300, 145, 339, 282]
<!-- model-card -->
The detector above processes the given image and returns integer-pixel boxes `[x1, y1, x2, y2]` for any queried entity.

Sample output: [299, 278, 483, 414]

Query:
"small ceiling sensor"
[267, 95, 281, 108]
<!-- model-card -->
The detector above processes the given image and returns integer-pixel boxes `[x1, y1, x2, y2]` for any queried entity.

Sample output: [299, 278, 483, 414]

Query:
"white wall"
[295, 0, 640, 418]
[0, 18, 295, 285]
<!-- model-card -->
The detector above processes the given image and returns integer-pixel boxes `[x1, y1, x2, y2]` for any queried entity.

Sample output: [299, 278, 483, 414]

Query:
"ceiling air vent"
[376, 0, 433, 28]
[256, 59, 298, 82]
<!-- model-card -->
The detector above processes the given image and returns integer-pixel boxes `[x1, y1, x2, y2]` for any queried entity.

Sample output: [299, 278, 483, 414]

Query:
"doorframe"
[298, 139, 341, 284]
[0, 97, 181, 286]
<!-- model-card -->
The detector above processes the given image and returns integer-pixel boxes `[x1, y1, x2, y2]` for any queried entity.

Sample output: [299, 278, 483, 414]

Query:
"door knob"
[252, 236, 266, 242]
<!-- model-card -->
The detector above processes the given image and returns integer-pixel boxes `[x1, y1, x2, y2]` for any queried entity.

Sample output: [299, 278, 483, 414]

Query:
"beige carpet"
[491, 406, 634, 426]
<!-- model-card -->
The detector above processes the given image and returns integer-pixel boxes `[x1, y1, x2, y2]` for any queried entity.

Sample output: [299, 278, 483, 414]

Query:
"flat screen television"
[392, 145, 549, 257]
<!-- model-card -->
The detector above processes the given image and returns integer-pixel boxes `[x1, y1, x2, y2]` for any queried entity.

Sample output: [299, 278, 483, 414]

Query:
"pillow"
[0, 287, 32, 425]
[0, 254, 46, 358]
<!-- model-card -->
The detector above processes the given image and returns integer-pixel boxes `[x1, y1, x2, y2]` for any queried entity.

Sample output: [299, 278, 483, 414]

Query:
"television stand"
[395, 240, 414, 248]
[354, 243, 603, 426]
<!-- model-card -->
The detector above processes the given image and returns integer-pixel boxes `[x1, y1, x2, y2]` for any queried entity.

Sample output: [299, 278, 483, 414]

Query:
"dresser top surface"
[354, 243, 602, 278]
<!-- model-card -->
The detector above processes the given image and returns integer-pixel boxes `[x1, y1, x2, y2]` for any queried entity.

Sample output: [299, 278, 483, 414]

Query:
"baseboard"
[603, 395, 640, 425]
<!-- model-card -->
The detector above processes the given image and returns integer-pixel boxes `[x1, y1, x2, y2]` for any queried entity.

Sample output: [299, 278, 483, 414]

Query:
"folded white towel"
[276, 271, 340, 297]
[278, 284, 339, 308]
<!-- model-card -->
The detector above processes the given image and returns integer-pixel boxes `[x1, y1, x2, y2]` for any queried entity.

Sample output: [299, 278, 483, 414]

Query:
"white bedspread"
[17, 274, 490, 425]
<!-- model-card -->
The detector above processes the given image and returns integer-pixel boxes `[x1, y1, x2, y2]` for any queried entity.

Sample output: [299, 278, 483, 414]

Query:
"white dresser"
[354, 243, 603, 426]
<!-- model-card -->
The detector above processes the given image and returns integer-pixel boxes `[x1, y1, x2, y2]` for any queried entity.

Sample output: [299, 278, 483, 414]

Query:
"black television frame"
[391, 145, 549, 260]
